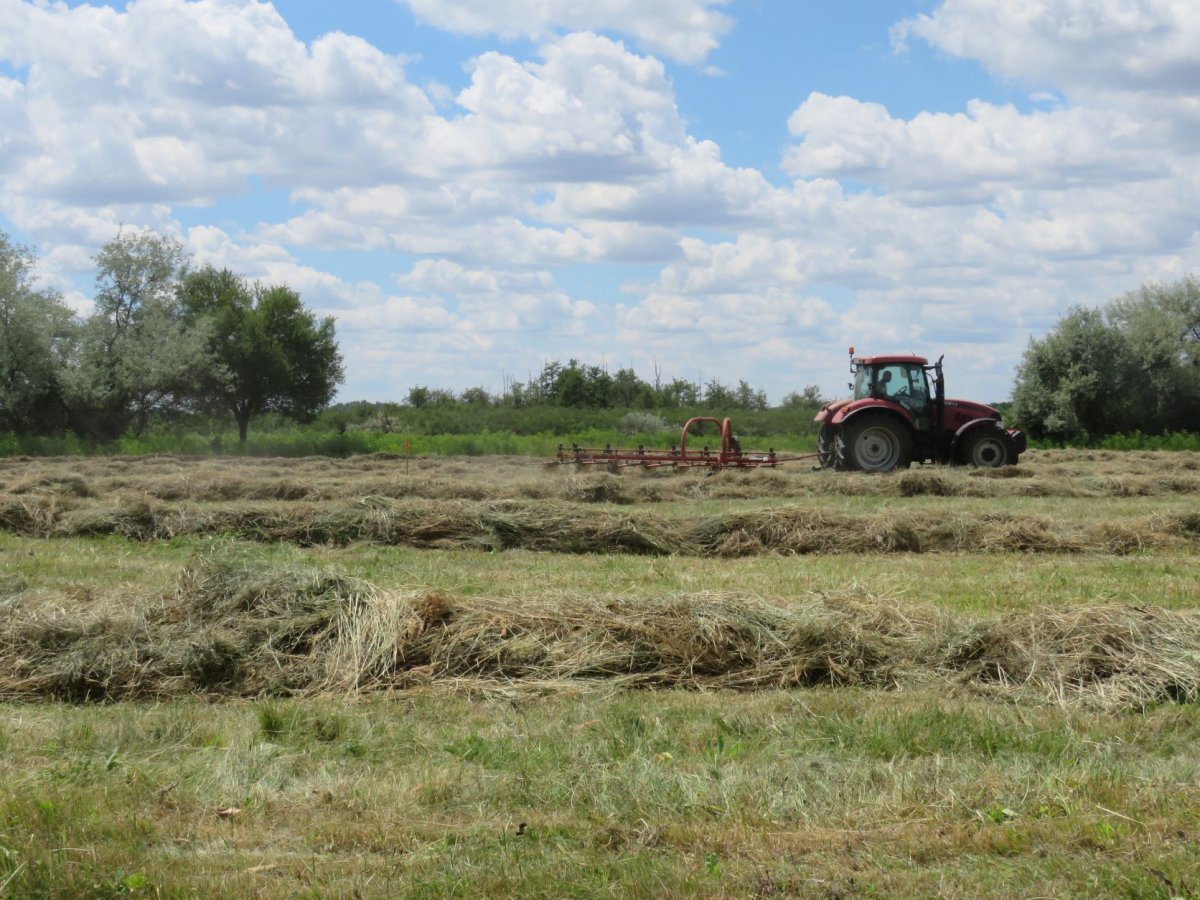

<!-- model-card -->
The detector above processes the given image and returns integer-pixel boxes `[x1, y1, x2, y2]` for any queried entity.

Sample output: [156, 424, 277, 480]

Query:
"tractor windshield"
[854, 363, 931, 413]
[852, 366, 872, 400]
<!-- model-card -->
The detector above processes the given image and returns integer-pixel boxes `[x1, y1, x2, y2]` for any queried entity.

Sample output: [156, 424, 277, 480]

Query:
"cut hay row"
[3, 450, 1200, 505]
[2, 494, 1199, 555]
[2, 553, 1198, 709]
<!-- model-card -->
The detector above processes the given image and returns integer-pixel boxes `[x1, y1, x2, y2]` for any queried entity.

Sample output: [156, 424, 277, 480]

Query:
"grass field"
[1, 450, 1199, 897]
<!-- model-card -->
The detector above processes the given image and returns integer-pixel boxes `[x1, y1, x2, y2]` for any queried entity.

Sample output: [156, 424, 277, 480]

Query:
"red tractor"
[814, 349, 1026, 472]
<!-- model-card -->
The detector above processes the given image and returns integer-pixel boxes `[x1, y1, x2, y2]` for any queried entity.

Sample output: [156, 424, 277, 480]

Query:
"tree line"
[403, 360, 825, 412]
[0, 229, 343, 445]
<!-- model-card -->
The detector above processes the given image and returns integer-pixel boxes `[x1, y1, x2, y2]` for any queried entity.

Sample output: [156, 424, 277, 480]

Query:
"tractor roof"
[855, 354, 929, 366]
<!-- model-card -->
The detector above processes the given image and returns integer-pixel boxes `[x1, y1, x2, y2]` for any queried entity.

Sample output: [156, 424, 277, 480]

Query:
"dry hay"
[938, 605, 1200, 708]
[0, 600, 174, 699]
[3, 554, 1199, 709]
[3, 450, 1200, 559]
[0, 491, 1198, 556]
[8, 472, 98, 497]
[896, 470, 960, 496]
[56, 498, 161, 540]
[4, 450, 1200, 506]
[145, 476, 312, 502]
[693, 508, 924, 556]
[0, 554, 934, 698]
[174, 551, 428, 693]
[1157, 511, 1200, 537]
[969, 465, 1034, 479]
[0, 551, 416, 699]
[0, 495, 64, 536]
[560, 473, 635, 505]
[476, 501, 683, 555]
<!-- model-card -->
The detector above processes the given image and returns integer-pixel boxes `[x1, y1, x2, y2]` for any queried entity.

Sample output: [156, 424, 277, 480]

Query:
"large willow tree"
[1013, 276, 1200, 441]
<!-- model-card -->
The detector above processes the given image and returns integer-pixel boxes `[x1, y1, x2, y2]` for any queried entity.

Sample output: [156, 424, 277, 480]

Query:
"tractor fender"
[836, 404, 915, 438]
[950, 418, 1004, 458]
[830, 398, 914, 428]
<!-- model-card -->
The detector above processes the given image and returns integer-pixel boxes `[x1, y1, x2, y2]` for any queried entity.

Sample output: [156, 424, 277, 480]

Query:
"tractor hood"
[943, 398, 1001, 420]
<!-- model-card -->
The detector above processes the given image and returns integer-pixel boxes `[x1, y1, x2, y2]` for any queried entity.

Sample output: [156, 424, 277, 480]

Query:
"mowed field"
[1, 450, 1199, 897]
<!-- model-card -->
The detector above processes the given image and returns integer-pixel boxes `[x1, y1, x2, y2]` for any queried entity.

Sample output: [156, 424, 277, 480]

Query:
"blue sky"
[1, 0, 1198, 403]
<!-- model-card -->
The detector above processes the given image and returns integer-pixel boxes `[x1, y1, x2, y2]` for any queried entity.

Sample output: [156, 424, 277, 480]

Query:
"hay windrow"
[0, 492, 1193, 555]
[3, 555, 1198, 708]
[5, 450, 1200, 508]
[938, 605, 1200, 707]
[9, 473, 98, 498]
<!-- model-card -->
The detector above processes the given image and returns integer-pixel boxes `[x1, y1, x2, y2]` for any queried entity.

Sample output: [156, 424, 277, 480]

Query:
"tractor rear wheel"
[963, 428, 1014, 468]
[816, 425, 836, 468]
[836, 414, 912, 472]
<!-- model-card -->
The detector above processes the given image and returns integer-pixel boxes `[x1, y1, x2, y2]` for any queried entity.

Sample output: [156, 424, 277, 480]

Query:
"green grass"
[3, 532, 1198, 615]
[1, 693, 1199, 897]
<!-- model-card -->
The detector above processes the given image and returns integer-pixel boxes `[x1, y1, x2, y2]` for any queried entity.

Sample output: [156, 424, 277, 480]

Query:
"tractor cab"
[850, 354, 939, 432]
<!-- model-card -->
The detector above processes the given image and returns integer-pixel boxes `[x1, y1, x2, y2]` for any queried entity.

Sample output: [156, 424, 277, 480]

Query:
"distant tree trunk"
[235, 406, 251, 445]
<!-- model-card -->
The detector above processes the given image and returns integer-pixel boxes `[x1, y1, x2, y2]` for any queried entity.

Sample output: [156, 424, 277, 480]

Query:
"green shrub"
[619, 412, 669, 435]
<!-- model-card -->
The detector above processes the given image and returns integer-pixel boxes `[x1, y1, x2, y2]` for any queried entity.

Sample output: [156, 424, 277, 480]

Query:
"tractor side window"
[852, 367, 872, 400]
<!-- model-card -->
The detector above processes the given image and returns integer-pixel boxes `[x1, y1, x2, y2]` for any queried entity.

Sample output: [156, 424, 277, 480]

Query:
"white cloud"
[426, 33, 683, 181]
[0, 0, 432, 203]
[544, 139, 777, 227]
[397, 0, 732, 64]
[894, 0, 1200, 99]
[0, 76, 32, 170]
[785, 93, 1166, 202]
[396, 259, 595, 333]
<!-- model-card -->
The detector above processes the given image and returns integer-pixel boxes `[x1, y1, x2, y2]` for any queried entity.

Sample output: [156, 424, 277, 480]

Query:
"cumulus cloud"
[427, 32, 684, 181]
[396, 258, 596, 333]
[1, 3, 705, 221]
[0, 76, 33, 170]
[544, 139, 777, 228]
[894, 0, 1200, 99]
[784, 94, 1165, 202]
[397, 0, 732, 64]
[0, 0, 432, 203]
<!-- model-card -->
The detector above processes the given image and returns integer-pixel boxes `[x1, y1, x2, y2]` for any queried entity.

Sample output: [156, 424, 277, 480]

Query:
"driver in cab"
[871, 370, 895, 400]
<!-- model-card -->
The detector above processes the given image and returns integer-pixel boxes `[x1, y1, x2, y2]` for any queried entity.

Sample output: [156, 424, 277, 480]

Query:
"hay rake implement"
[553, 416, 816, 470]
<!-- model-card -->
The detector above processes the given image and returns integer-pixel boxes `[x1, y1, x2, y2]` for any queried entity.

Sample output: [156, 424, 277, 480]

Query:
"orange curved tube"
[679, 417, 736, 456]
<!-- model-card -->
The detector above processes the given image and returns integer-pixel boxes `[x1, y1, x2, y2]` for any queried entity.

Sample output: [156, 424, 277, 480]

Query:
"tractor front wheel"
[836, 414, 912, 473]
[963, 429, 1014, 468]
